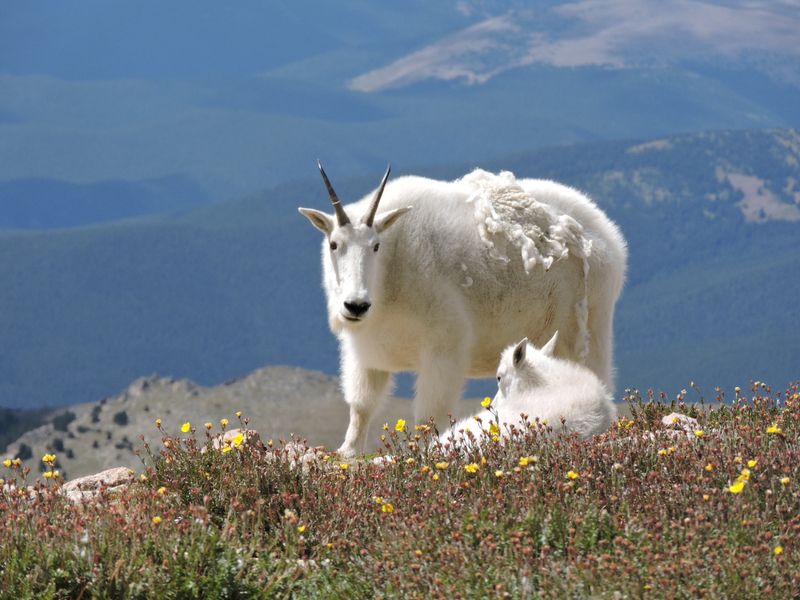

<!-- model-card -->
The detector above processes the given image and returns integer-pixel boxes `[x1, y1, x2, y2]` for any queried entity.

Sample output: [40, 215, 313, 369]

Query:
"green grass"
[2, 382, 799, 598]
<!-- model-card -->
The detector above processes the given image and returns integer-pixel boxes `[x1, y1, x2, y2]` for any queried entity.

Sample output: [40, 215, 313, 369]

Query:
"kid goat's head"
[495, 331, 559, 399]
[298, 161, 412, 325]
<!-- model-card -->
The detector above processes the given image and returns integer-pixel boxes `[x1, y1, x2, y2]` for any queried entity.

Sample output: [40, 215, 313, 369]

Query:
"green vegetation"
[0, 408, 49, 454]
[1, 383, 798, 597]
[52, 410, 76, 433]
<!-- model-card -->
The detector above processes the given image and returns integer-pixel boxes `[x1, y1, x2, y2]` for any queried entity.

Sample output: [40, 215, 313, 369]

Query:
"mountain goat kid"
[299, 164, 626, 457]
[441, 332, 617, 447]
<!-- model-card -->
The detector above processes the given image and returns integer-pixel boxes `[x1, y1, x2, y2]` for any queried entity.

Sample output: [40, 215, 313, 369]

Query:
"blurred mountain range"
[1, 0, 799, 200]
[0, 128, 797, 410]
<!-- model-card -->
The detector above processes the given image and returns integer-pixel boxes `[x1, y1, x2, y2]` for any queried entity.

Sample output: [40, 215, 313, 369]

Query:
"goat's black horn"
[364, 164, 392, 227]
[317, 160, 350, 226]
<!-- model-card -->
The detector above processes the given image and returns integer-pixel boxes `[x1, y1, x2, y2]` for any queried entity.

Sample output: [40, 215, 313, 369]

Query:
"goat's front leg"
[414, 346, 469, 434]
[337, 354, 393, 458]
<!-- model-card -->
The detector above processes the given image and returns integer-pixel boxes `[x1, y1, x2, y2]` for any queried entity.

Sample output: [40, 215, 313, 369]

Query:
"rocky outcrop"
[60, 466, 135, 504]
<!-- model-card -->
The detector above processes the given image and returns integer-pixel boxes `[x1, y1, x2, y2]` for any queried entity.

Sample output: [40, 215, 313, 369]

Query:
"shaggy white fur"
[441, 333, 617, 447]
[299, 167, 627, 457]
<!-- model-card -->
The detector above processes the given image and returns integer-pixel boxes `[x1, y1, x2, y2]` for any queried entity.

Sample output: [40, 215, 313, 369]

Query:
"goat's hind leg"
[337, 359, 393, 458]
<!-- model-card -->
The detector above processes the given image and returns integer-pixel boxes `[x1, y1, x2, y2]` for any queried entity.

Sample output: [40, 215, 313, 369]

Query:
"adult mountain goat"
[299, 164, 627, 457]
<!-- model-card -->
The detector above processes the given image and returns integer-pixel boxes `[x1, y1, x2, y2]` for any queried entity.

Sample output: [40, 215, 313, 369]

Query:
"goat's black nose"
[344, 301, 371, 317]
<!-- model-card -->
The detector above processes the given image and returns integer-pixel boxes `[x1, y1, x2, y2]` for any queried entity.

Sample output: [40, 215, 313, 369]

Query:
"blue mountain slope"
[0, 129, 797, 408]
[1, 2, 799, 201]
[0, 176, 211, 230]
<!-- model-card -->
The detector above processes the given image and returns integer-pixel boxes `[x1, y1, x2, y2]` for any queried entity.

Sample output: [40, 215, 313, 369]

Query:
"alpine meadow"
[1, 1, 800, 598]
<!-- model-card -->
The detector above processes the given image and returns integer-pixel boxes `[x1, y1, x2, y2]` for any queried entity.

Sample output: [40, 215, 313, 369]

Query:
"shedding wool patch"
[462, 169, 593, 361]
[462, 169, 592, 272]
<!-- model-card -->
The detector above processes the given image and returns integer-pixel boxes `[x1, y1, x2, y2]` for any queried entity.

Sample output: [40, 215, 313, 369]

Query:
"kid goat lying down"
[441, 332, 617, 446]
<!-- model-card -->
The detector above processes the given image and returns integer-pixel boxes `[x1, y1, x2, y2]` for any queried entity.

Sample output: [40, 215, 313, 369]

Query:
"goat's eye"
[329, 241, 338, 251]
[373, 243, 380, 252]
[497, 376, 501, 382]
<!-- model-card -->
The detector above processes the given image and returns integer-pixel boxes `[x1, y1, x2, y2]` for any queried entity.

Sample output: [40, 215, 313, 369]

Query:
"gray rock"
[60, 466, 135, 503]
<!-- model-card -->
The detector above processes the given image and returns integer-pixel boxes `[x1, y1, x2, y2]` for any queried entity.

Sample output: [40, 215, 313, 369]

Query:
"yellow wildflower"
[373, 496, 384, 504]
[658, 449, 667, 456]
[232, 432, 245, 448]
[204, 422, 212, 430]
[702, 494, 710, 501]
[395, 419, 407, 433]
[152, 516, 162, 525]
[405, 457, 416, 465]
[297, 525, 306, 533]
[139, 474, 148, 482]
[432, 473, 439, 481]
[382, 423, 389, 431]
[42, 454, 56, 464]
[766, 424, 782, 434]
[435, 461, 449, 470]
[780, 476, 791, 485]
[728, 480, 746, 494]
[382, 503, 394, 513]
[12, 458, 21, 467]
[3, 459, 11, 468]
[465, 463, 479, 473]
[43, 471, 57, 479]
[734, 456, 742, 464]
[494, 470, 504, 478]
[421, 465, 430, 473]
[519, 456, 533, 467]
[567, 470, 579, 480]
[481, 397, 492, 408]
[705, 463, 714, 472]
[739, 468, 751, 481]
[415, 549, 423, 556]
[157, 486, 167, 495]
[339, 463, 349, 470]
[489, 422, 500, 436]
[774, 545, 784, 556]
[481, 456, 488, 465]
[181, 422, 191, 433]
[221, 446, 232, 454]
[220, 418, 229, 428]
[235, 411, 242, 418]
[747, 459, 758, 469]
[415, 424, 429, 432]
[155, 418, 162, 427]
[694, 430, 704, 438]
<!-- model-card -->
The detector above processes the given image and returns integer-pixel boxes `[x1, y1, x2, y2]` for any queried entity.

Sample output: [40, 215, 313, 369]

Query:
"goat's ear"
[298, 207, 334, 235]
[541, 331, 559, 357]
[374, 206, 412, 233]
[512, 337, 528, 368]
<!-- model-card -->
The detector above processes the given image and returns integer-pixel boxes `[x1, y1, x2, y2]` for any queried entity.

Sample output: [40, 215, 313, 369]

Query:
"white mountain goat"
[440, 332, 617, 447]
[299, 164, 627, 457]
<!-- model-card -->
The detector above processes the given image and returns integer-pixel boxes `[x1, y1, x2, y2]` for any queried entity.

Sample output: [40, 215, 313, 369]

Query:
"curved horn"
[317, 160, 350, 227]
[363, 164, 391, 227]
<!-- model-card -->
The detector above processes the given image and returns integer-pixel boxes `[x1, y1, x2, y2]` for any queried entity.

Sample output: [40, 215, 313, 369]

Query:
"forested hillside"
[0, 129, 797, 408]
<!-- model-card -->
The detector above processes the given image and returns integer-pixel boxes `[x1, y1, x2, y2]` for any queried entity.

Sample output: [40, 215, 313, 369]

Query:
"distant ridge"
[0, 129, 797, 409]
[1, 364, 485, 480]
